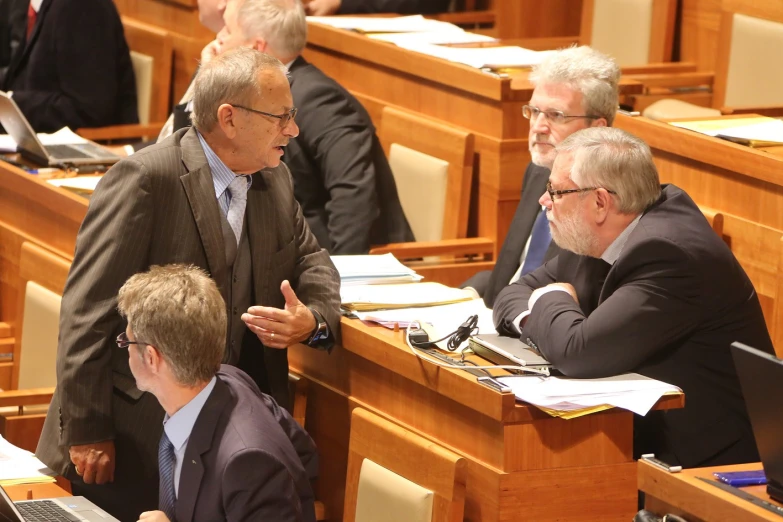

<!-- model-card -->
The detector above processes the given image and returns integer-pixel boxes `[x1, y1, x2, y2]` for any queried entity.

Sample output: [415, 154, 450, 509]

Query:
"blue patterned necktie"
[158, 431, 177, 521]
[520, 208, 552, 276]
[226, 176, 249, 245]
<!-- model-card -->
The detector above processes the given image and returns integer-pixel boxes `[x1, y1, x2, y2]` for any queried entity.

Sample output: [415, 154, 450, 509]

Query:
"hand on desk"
[138, 511, 170, 522]
[303, 0, 341, 15]
[69, 441, 115, 485]
[242, 280, 316, 349]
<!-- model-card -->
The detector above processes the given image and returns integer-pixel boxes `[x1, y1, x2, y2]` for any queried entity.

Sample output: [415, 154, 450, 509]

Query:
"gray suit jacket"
[37, 127, 340, 489]
[176, 366, 317, 522]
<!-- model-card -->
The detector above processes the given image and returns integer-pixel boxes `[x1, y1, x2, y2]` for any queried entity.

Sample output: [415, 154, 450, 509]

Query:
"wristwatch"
[307, 308, 330, 346]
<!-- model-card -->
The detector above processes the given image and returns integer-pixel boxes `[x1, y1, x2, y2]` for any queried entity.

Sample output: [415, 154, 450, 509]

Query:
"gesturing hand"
[303, 0, 341, 16]
[69, 441, 116, 485]
[241, 280, 316, 349]
[137, 511, 171, 522]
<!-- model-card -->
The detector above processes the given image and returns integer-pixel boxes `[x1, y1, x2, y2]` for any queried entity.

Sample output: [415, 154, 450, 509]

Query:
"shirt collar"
[31, 0, 43, 12]
[601, 214, 642, 265]
[195, 130, 252, 199]
[163, 376, 217, 452]
[284, 60, 295, 70]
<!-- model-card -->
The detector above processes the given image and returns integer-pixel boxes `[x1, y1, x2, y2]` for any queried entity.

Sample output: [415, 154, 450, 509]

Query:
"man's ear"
[593, 188, 612, 224]
[251, 38, 268, 54]
[145, 344, 164, 373]
[591, 117, 608, 128]
[216, 103, 238, 139]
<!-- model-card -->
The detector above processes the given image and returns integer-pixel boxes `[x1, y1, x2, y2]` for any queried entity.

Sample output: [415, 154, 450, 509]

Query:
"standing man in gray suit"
[462, 46, 620, 307]
[36, 48, 340, 521]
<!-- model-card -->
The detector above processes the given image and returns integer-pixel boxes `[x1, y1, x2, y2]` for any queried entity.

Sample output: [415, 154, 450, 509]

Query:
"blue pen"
[25, 168, 59, 174]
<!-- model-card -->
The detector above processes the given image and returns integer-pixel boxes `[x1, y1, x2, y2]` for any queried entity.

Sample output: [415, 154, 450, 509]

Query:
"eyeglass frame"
[546, 180, 616, 201]
[229, 103, 297, 128]
[523, 104, 600, 125]
[116, 331, 148, 350]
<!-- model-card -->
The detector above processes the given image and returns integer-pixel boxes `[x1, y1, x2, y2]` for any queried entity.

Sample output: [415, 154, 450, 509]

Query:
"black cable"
[409, 314, 479, 352]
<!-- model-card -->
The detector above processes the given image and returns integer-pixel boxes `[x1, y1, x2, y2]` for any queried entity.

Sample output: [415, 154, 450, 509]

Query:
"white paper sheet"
[307, 15, 463, 34]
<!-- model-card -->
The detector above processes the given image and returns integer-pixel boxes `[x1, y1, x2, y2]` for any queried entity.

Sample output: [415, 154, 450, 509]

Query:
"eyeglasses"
[116, 331, 146, 349]
[523, 105, 599, 125]
[230, 104, 297, 128]
[546, 180, 616, 201]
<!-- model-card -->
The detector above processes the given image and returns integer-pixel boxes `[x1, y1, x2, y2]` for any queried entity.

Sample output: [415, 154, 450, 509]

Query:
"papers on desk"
[0, 127, 88, 152]
[331, 253, 422, 286]
[670, 116, 783, 146]
[341, 282, 475, 311]
[46, 175, 102, 194]
[394, 43, 554, 70]
[0, 435, 55, 486]
[369, 31, 497, 46]
[307, 14, 461, 34]
[497, 373, 681, 419]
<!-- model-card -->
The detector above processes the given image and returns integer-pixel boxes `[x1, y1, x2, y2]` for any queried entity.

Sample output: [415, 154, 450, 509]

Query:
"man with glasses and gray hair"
[493, 126, 774, 469]
[462, 45, 620, 307]
[117, 265, 316, 522]
[36, 47, 339, 521]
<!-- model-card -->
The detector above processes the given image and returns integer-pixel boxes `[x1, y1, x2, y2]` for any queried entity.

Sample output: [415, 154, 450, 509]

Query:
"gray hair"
[117, 264, 226, 387]
[557, 127, 661, 214]
[238, 0, 307, 58]
[191, 47, 287, 132]
[530, 45, 621, 125]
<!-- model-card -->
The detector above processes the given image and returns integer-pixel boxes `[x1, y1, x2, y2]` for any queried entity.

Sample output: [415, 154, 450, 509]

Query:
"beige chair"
[344, 408, 466, 522]
[0, 242, 69, 451]
[78, 17, 173, 142]
[643, 2, 783, 120]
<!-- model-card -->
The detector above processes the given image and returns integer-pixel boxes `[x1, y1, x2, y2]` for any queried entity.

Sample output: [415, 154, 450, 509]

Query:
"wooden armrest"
[77, 123, 165, 141]
[431, 11, 495, 25]
[369, 237, 494, 258]
[624, 71, 714, 90]
[0, 322, 12, 338]
[0, 387, 55, 408]
[621, 62, 699, 75]
[721, 106, 783, 118]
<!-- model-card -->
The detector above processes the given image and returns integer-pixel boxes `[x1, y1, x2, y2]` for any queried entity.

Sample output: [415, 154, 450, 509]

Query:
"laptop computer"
[0, 91, 120, 167]
[469, 333, 552, 369]
[0, 484, 119, 522]
[730, 342, 783, 504]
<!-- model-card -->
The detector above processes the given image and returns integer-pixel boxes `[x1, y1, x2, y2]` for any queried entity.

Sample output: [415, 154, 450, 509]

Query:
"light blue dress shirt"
[196, 130, 251, 216]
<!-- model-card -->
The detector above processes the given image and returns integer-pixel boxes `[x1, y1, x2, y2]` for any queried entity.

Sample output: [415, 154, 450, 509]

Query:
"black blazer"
[2, 0, 138, 132]
[0, 0, 26, 79]
[462, 162, 559, 307]
[494, 184, 775, 467]
[338, 0, 451, 13]
[175, 366, 318, 522]
[284, 57, 414, 254]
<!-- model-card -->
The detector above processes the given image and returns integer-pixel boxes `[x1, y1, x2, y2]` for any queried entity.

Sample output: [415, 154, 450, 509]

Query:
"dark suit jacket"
[0, 0, 26, 79]
[1, 0, 138, 132]
[37, 127, 340, 494]
[284, 57, 414, 254]
[493, 184, 774, 467]
[176, 366, 317, 522]
[462, 163, 559, 307]
[338, 0, 451, 13]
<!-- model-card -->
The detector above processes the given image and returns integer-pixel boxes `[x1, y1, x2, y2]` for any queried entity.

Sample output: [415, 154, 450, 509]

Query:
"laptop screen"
[730, 342, 783, 490]
[0, 485, 24, 522]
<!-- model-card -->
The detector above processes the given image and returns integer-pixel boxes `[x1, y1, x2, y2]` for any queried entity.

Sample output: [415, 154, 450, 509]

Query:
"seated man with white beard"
[493, 127, 774, 469]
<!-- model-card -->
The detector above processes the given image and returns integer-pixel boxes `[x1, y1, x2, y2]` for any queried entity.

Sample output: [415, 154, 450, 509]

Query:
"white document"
[0, 434, 55, 483]
[47, 175, 102, 192]
[369, 31, 497, 46]
[330, 253, 422, 285]
[307, 15, 463, 34]
[341, 281, 474, 310]
[497, 373, 680, 416]
[394, 43, 554, 69]
[0, 126, 88, 153]
[716, 118, 783, 144]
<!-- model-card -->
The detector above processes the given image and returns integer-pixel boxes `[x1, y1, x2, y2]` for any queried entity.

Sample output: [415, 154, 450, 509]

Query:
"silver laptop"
[469, 334, 552, 368]
[0, 91, 121, 167]
[0, 484, 119, 522]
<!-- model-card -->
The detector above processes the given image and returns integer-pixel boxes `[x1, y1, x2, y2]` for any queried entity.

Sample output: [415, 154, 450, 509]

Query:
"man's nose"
[539, 190, 552, 209]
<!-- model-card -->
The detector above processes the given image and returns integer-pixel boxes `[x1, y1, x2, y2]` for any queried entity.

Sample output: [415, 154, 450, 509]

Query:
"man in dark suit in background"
[303, 0, 450, 15]
[0, 0, 26, 78]
[117, 265, 317, 522]
[1, 0, 138, 132]
[462, 46, 620, 308]
[36, 48, 340, 521]
[494, 127, 774, 468]
[187, 0, 413, 253]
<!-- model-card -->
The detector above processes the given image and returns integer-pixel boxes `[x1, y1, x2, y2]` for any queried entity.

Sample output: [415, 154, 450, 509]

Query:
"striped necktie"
[226, 176, 249, 245]
[158, 431, 177, 521]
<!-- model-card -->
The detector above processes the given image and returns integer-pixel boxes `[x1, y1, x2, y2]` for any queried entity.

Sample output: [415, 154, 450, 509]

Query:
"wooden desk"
[303, 22, 643, 253]
[5, 482, 71, 501]
[289, 318, 683, 522]
[639, 460, 783, 521]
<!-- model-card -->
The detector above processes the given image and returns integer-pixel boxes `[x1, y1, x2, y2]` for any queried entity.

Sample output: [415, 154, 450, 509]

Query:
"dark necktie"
[520, 208, 552, 276]
[26, 2, 36, 41]
[158, 431, 177, 521]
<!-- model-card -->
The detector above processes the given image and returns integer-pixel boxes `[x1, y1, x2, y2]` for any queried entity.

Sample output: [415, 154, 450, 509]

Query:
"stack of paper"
[0, 127, 88, 153]
[341, 281, 475, 311]
[47, 175, 102, 194]
[670, 116, 783, 146]
[331, 253, 422, 286]
[368, 31, 497, 46]
[497, 373, 680, 419]
[307, 14, 462, 34]
[393, 43, 554, 69]
[0, 435, 55, 486]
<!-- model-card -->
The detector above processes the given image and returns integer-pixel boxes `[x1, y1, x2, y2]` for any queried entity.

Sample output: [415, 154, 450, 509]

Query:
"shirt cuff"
[512, 287, 571, 334]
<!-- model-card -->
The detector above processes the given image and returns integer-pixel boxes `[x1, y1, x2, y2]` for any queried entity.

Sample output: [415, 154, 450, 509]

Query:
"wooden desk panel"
[290, 318, 683, 522]
[5, 482, 71, 501]
[639, 460, 783, 521]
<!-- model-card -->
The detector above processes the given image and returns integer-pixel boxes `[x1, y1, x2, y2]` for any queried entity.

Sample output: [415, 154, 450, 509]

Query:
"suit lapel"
[175, 378, 233, 522]
[5, 0, 52, 82]
[247, 169, 280, 302]
[179, 129, 229, 292]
